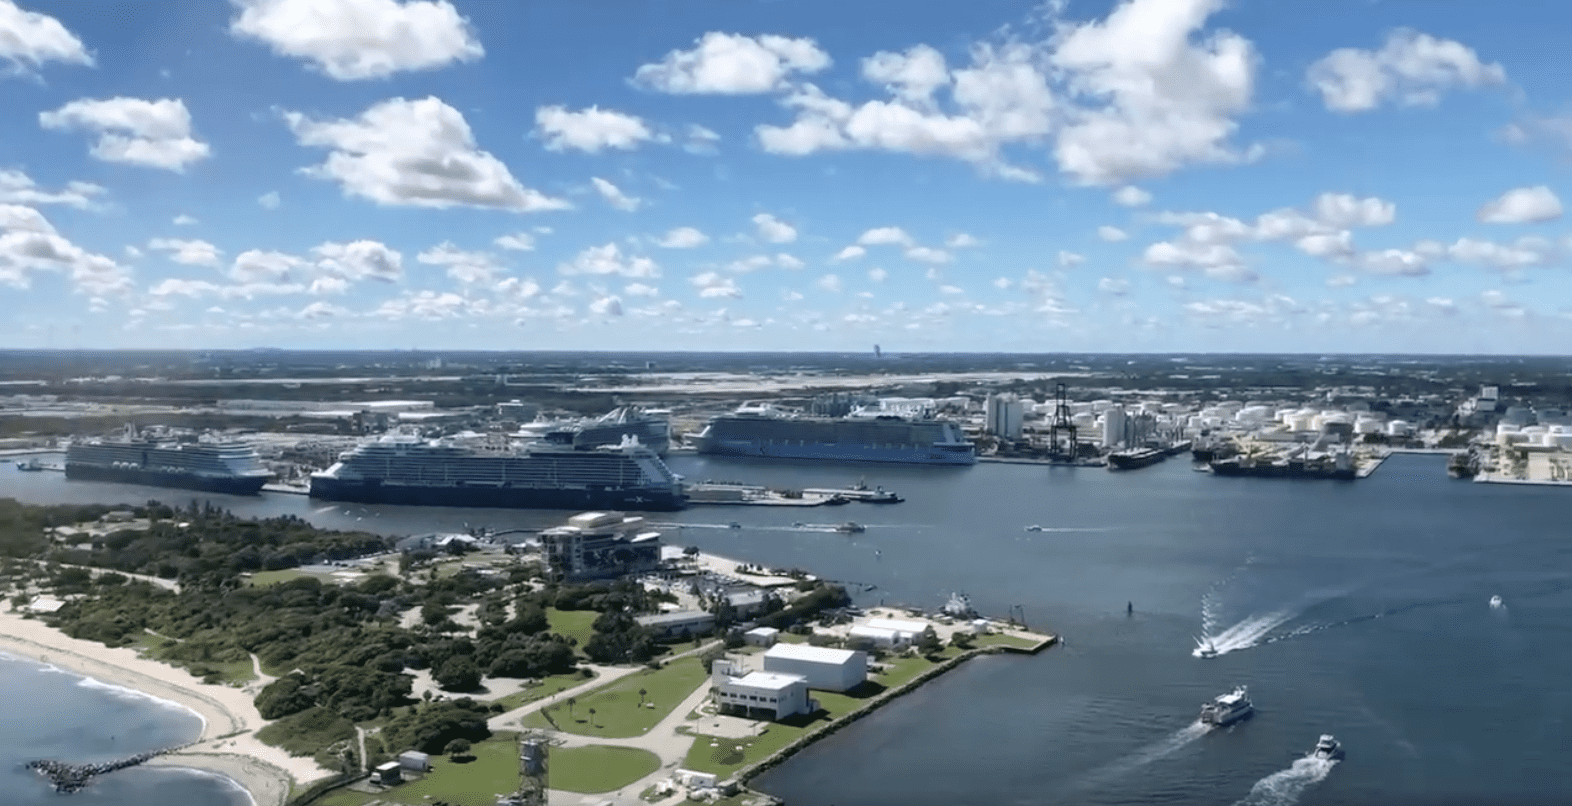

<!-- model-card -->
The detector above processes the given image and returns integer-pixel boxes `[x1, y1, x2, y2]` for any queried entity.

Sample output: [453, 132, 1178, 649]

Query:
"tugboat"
[1309, 734, 1343, 760]
[835, 522, 866, 534]
[1199, 686, 1253, 726]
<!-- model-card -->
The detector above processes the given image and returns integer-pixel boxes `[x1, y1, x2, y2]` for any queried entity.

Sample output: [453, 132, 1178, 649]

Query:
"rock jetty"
[25, 746, 182, 793]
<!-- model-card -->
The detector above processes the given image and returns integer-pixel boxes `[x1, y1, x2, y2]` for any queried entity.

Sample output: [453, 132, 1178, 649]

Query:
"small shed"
[375, 761, 402, 784]
[743, 626, 779, 646]
[398, 750, 430, 772]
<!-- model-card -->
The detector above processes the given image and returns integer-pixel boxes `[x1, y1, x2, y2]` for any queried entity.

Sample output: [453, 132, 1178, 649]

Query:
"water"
[6, 454, 1572, 804]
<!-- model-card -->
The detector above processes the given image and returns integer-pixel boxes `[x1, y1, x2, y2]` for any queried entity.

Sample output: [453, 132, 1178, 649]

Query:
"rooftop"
[764, 642, 862, 665]
[729, 671, 807, 691]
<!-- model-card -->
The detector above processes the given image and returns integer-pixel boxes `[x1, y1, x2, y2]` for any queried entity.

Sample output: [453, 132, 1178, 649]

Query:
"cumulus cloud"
[905, 246, 951, 264]
[0, 169, 105, 209]
[657, 226, 709, 248]
[285, 96, 568, 212]
[172, 214, 197, 226]
[40, 97, 211, 171]
[690, 270, 741, 297]
[752, 212, 797, 243]
[623, 282, 659, 297]
[868, 267, 888, 283]
[685, 124, 721, 155]
[258, 191, 281, 209]
[312, 240, 403, 283]
[1057, 250, 1084, 268]
[1307, 29, 1505, 113]
[634, 32, 830, 94]
[417, 241, 502, 285]
[229, 0, 482, 80]
[1112, 185, 1152, 206]
[591, 177, 642, 211]
[816, 273, 843, 292]
[0, 205, 131, 296]
[1418, 236, 1556, 272]
[1097, 225, 1128, 242]
[148, 237, 221, 267]
[856, 226, 914, 248]
[558, 243, 659, 278]
[229, 249, 304, 284]
[945, 232, 982, 248]
[1098, 277, 1130, 295]
[833, 245, 866, 261]
[0, 0, 93, 73]
[1476, 186, 1562, 224]
[494, 232, 535, 251]
[535, 105, 654, 152]
[589, 294, 623, 317]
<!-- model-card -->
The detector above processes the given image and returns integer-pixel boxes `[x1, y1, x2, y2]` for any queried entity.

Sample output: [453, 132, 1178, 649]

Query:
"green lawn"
[547, 608, 599, 654]
[974, 632, 1045, 650]
[550, 745, 661, 793]
[486, 670, 594, 711]
[247, 568, 310, 587]
[315, 733, 522, 806]
[521, 656, 708, 738]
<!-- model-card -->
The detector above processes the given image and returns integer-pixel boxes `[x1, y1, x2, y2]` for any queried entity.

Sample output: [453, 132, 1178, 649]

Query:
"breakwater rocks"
[26, 745, 185, 793]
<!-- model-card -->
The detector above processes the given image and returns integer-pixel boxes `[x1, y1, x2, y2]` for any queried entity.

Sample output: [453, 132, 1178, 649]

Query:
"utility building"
[761, 643, 868, 692]
[713, 671, 815, 720]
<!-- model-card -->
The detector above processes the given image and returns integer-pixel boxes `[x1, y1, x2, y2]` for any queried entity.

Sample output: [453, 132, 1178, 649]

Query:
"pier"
[26, 745, 186, 793]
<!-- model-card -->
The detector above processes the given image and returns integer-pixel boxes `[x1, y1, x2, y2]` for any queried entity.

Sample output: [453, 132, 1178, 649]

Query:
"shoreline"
[0, 609, 331, 806]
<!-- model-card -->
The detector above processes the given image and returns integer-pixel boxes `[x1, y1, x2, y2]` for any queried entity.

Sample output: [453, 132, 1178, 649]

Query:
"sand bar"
[0, 608, 333, 805]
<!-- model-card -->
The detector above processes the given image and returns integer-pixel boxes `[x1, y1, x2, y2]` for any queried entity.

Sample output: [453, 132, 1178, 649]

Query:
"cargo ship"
[1208, 450, 1355, 480]
[309, 429, 685, 511]
[1106, 447, 1165, 470]
[64, 425, 271, 495]
[694, 405, 975, 465]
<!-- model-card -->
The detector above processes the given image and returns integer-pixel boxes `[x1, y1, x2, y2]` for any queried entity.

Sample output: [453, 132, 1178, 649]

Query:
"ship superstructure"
[309, 428, 685, 511]
[695, 404, 975, 465]
[64, 425, 270, 495]
[567, 406, 671, 455]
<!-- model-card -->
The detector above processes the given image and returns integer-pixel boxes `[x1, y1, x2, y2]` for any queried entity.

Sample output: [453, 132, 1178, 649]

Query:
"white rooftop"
[745, 626, 780, 637]
[764, 642, 861, 665]
[730, 671, 806, 691]
[866, 617, 927, 634]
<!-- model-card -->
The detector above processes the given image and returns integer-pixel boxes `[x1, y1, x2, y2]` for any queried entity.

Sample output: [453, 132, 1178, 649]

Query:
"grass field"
[313, 733, 522, 806]
[521, 656, 707, 738]
[246, 568, 311, 587]
[550, 745, 661, 793]
[974, 631, 1048, 650]
[547, 608, 599, 654]
[486, 670, 594, 712]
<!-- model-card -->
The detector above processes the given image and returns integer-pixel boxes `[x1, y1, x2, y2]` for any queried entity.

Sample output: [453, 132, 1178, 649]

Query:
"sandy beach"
[0, 608, 333, 806]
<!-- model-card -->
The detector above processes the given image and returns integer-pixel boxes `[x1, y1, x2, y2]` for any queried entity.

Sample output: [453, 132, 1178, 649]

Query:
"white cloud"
[816, 273, 843, 292]
[1476, 186, 1562, 224]
[558, 243, 659, 278]
[623, 282, 659, 297]
[0, 169, 105, 209]
[312, 240, 403, 283]
[1313, 192, 1396, 227]
[905, 246, 951, 264]
[1057, 250, 1084, 268]
[417, 241, 500, 285]
[685, 124, 721, 155]
[591, 177, 642, 211]
[589, 295, 623, 317]
[296, 301, 351, 319]
[1112, 186, 1152, 206]
[939, 284, 964, 295]
[285, 96, 568, 211]
[0, 206, 131, 296]
[1306, 29, 1505, 113]
[856, 226, 914, 247]
[945, 232, 981, 248]
[534, 105, 653, 153]
[1359, 248, 1428, 277]
[257, 191, 281, 209]
[494, 232, 535, 251]
[172, 214, 197, 226]
[633, 32, 830, 94]
[993, 276, 1012, 289]
[833, 245, 867, 261]
[148, 237, 221, 267]
[657, 226, 709, 248]
[229, 249, 304, 284]
[1425, 236, 1556, 271]
[1097, 225, 1128, 242]
[690, 270, 741, 298]
[868, 267, 888, 283]
[374, 290, 471, 320]
[229, 0, 482, 80]
[1148, 192, 1403, 279]
[752, 212, 797, 243]
[0, 203, 54, 234]
[775, 253, 804, 270]
[1098, 277, 1130, 295]
[0, 0, 93, 72]
[1327, 274, 1358, 288]
[861, 43, 950, 108]
[39, 97, 211, 172]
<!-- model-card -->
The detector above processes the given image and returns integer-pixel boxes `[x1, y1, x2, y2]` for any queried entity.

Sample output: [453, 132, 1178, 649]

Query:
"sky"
[2, 0, 1571, 354]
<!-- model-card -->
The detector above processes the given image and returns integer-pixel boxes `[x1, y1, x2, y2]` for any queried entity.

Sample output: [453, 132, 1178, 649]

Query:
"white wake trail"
[1231, 757, 1337, 806]
[1194, 609, 1298, 657]
[1078, 720, 1212, 787]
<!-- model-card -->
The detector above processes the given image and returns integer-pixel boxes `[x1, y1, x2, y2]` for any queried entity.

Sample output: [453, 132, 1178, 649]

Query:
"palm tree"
[638, 688, 647, 708]
[588, 707, 597, 728]
[567, 696, 577, 721]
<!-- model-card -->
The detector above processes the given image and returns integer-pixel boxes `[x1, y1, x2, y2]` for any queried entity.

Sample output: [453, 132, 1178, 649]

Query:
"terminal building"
[539, 511, 662, 581]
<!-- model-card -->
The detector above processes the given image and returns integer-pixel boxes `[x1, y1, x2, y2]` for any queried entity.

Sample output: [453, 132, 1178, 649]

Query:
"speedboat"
[728, 522, 742, 529]
[835, 522, 866, 534]
[1193, 636, 1220, 659]
[1310, 734, 1343, 760]
[1489, 595, 1504, 608]
[1199, 686, 1253, 726]
[1024, 524, 1044, 532]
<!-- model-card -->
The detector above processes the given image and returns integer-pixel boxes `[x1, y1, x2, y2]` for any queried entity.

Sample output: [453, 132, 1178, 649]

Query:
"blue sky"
[3, 0, 1570, 353]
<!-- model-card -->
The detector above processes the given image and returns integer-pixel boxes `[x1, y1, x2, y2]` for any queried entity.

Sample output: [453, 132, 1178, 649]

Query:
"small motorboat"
[1489, 595, 1504, 608]
[15, 458, 44, 471]
[835, 522, 866, 534]
[1193, 636, 1220, 659]
[1024, 524, 1045, 532]
[1199, 685, 1253, 726]
[728, 522, 742, 529]
[1310, 734, 1343, 760]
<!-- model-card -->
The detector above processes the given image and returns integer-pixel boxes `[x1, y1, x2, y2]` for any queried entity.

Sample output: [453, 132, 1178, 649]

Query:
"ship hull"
[1107, 451, 1165, 470]
[65, 463, 268, 495]
[1209, 461, 1354, 480]
[698, 439, 975, 465]
[308, 476, 685, 511]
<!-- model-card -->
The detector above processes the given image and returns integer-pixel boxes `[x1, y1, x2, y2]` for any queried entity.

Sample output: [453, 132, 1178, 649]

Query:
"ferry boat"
[1310, 734, 1343, 760]
[65, 425, 270, 495]
[1199, 686, 1253, 726]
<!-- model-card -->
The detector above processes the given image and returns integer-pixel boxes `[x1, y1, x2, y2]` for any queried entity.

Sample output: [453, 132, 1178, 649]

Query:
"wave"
[158, 765, 257, 806]
[1077, 720, 1212, 787]
[1200, 555, 1257, 637]
[75, 676, 208, 731]
[1230, 757, 1337, 806]
[1195, 609, 1297, 657]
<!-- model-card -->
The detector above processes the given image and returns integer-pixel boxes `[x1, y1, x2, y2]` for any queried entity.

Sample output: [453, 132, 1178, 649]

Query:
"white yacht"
[1310, 734, 1343, 760]
[1489, 595, 1504, 608]
[1199, 686, 1253, 726]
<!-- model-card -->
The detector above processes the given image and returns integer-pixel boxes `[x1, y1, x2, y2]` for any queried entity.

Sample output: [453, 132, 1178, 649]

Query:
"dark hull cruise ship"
[309, 429, 685, 511]
[695, 405, 976, 465]
[65, 426, 271, 495]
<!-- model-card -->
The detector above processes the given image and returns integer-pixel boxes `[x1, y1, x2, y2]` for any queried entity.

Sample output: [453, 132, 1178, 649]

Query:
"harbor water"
[5, 453, 1571, 805]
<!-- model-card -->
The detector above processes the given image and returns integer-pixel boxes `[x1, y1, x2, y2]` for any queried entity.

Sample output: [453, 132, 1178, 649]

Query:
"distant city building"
[539, 511, 662, 581]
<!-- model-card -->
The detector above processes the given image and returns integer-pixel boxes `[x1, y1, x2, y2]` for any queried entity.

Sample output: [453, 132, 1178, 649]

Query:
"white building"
[865, 616, 929, 641]
[1101, 407, 1127, 448]
[985, 393, 1026, 440]
[848, 625, 906, 648]
[713, 671, 814, 720]
[744, 626, 780, 647]
[761, 643, 868, 692]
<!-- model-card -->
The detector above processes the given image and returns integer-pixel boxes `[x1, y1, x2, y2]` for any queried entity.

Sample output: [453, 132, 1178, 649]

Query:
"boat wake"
[1077, 720, 1211, 788]
[1264, 592, 1491, 646]
[1229, 756, 1337, 806]
[1194, 609, 1296, 657]
[1200, 556, 1257, 637]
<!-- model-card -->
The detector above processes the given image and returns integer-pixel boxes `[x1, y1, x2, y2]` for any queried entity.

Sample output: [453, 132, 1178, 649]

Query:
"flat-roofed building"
[635, 609, 715, 641]
[761, 643, 868, 692]
[540, 511, 662, 581]
[848, 624, 906, 648]
[714, 671, 814, 720]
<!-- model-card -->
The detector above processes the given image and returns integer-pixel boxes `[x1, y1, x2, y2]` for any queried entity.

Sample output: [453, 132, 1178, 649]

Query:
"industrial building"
[713, 670, 815, 720]
[539, 511, 662, 581]
[761, 643, 868, 692]
[635, 610, 716, 641]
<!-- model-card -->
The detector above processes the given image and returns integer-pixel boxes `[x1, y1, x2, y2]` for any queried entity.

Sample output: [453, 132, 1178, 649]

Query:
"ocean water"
[5, 453, 1571, 805]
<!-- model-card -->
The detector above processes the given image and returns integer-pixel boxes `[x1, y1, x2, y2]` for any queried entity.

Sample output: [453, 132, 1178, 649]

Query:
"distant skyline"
[2, 0, 1570, 353]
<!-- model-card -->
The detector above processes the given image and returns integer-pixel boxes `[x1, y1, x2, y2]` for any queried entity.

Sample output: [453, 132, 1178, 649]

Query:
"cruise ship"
[309, 429, 685, 511]
[562, 406, 671, 456]
[694, 404, 976, 465]
[64, 425, 271, 495]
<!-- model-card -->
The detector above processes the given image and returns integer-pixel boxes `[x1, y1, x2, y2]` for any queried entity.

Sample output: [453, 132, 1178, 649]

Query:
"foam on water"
[1194, 609, 1297, 657]
[73, 676, 208, 732]
[1077, 720, 1212, 787]
[1230, 756, 1337, 806]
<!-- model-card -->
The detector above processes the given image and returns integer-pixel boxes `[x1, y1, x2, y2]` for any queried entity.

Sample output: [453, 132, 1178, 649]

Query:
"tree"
[445, 738, 471, 761]
[638, 688, 647, 707]
[588, 707, 597, 728]
[567, 696, 577, 721]
[916, 627, 942, 658]
[433, 655, 482, 692]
